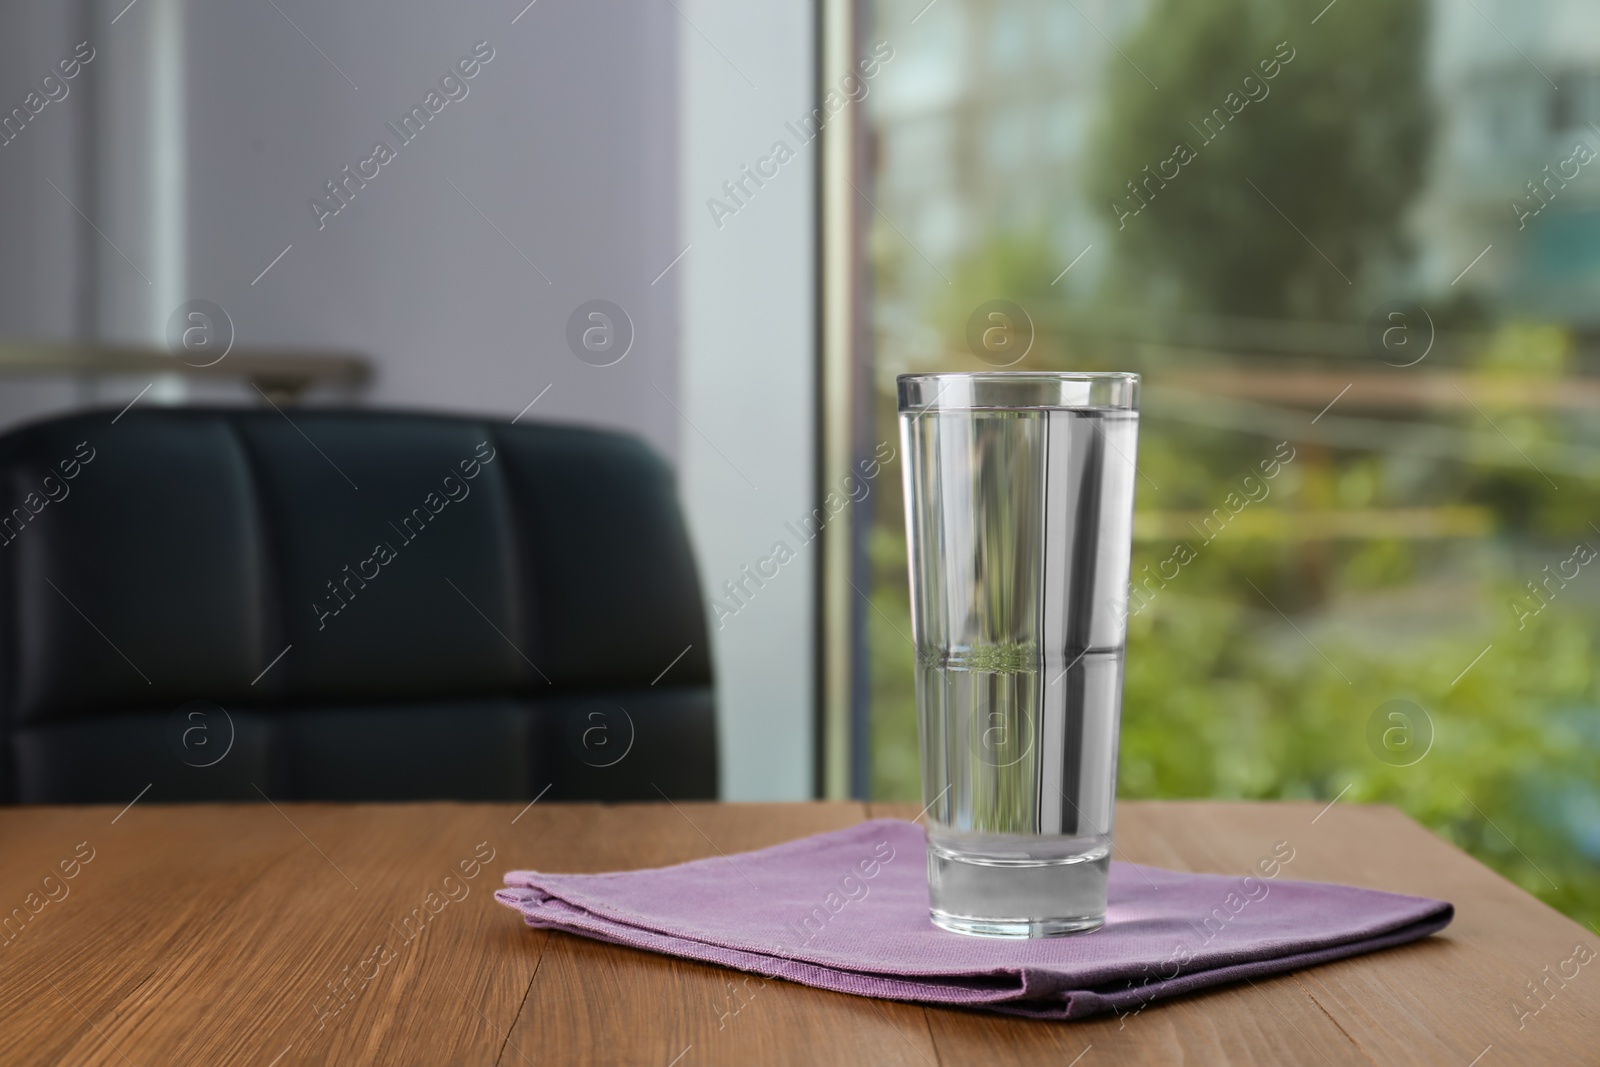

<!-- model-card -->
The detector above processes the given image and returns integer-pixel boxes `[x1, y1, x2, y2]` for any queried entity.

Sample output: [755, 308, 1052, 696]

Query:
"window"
[840, 0, 1600, 930]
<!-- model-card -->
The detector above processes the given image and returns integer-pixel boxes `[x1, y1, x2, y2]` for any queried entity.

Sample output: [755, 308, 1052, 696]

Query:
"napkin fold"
[494, 818, 1452, 1020]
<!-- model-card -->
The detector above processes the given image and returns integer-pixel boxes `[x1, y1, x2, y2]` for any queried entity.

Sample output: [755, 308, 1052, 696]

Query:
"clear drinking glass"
[898, 372, 1140, 937]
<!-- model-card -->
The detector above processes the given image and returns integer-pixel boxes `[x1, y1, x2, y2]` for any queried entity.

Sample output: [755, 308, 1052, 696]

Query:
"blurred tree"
[1087, 0, 1432, 319]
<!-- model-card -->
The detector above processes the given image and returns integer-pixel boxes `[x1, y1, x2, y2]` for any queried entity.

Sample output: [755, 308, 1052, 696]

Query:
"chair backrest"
[0, 407, 716, 803]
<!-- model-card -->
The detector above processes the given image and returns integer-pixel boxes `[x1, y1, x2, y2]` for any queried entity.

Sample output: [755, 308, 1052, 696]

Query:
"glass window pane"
[860, 0, 1600, 929]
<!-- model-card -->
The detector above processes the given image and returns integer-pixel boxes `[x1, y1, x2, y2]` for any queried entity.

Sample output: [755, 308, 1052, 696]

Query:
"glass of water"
[898, 372, 1140, 937]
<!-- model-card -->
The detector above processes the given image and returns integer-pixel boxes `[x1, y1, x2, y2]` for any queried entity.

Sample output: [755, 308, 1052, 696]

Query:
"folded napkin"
[495, 818, 1452, 1020]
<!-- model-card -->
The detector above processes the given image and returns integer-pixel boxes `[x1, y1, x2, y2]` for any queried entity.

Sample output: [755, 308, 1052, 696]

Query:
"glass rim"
[897, 371, 1140, 382]
[897, 371, 1139, 412]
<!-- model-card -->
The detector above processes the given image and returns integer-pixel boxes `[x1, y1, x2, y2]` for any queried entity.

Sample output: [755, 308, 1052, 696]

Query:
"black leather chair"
[0, 407, 716, 803]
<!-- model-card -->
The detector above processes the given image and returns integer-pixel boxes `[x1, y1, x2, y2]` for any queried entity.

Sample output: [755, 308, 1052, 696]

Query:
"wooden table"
[2, 800, 1594, 1065]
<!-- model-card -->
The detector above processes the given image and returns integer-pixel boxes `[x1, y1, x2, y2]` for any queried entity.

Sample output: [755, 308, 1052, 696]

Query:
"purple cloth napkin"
[495, 818, 1452, 1021]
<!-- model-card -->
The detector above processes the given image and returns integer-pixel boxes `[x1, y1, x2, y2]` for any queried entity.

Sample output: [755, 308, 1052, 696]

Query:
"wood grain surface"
[0, 798, 1593, 1065]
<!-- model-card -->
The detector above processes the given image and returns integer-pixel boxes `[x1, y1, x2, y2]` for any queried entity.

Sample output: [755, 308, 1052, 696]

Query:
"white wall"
[3, 0, 685, 457]
[679, 0, 817, 800]
[173, 0, 684, 457]
[0, 0, 91, 424]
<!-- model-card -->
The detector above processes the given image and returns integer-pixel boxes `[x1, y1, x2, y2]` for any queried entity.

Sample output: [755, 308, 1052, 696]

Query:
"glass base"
[929, 911, 1104, 938]
[927, 840, 1110, 939]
